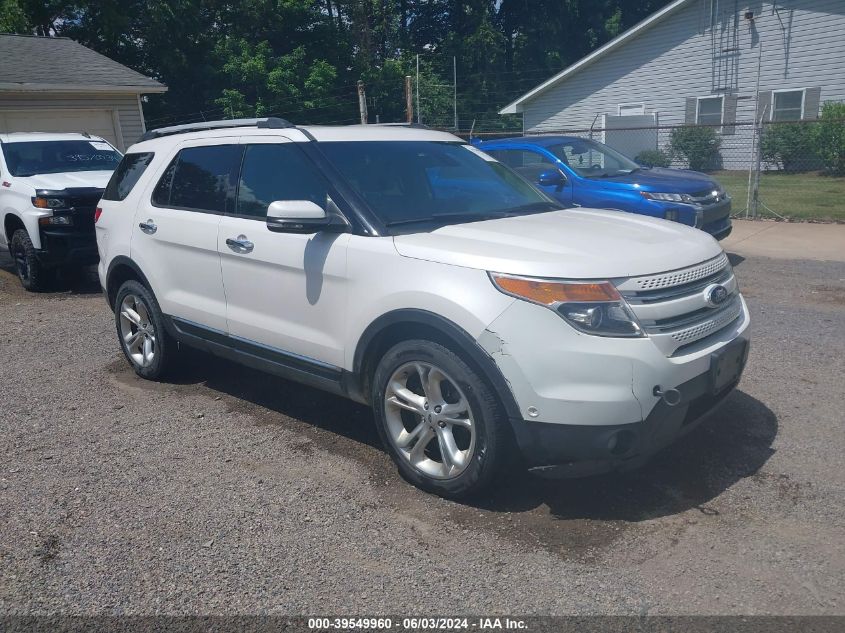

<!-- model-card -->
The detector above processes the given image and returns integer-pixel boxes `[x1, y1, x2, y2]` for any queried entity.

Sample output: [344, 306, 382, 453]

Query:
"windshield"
[547, 138, 639, 178]
[318, 141, 559, 228]
[1, 140, 122, 176]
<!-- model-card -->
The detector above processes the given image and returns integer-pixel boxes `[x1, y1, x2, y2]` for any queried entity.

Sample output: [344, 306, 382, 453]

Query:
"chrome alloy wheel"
[383, 362, 476, 480]
[119, 294, 156, 368]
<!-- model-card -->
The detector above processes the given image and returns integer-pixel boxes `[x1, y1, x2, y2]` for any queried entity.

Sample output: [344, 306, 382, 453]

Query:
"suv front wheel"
[114, 280, 175, 380]
[371, 339, 510, 499]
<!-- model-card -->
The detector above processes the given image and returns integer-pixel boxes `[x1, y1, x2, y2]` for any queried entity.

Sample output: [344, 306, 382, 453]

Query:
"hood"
[15, 171, 112, 192]
[392, 208, 722, 279]
[583, 167, 720, 194]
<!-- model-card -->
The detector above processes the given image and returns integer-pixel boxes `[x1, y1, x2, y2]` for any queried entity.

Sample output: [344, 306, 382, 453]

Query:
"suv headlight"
[640, 192, 694, 203]
[490, 273, 644, 338]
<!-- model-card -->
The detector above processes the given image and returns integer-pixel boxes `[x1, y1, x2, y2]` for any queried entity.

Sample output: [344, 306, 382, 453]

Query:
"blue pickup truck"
[476, 136, 732, 240]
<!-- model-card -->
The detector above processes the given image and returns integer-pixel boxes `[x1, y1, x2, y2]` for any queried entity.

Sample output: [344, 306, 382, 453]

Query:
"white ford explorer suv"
[96, 118, 750, 498]
[1, 132, 122, 290]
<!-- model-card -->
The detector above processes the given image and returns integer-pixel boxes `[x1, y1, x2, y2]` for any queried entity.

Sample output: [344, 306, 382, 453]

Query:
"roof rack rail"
[374, 122, 430, 129]
[139, 117, 294, 142]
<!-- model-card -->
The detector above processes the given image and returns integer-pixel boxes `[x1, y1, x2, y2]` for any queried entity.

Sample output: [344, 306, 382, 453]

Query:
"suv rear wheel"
[10, 229, 53, 292]
[114, 280, 175, 380]
[371, 339, 510, 498]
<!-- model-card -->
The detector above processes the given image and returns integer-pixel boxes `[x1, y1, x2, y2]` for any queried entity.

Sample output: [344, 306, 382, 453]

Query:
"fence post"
[750, 105, 768, 219]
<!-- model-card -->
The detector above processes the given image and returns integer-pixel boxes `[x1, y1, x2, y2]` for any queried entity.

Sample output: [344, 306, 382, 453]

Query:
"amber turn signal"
[490, 274, 621, 305]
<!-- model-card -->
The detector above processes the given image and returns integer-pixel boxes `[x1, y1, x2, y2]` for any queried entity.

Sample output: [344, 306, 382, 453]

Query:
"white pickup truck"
[0, 132, 121, 291]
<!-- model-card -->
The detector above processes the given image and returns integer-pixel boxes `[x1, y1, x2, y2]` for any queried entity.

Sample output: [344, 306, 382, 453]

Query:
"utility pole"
[405, 75, 413, 123]
[416, 54, 421, 124]
[453, 56, 458, 131]
[357, 80, 368, 125]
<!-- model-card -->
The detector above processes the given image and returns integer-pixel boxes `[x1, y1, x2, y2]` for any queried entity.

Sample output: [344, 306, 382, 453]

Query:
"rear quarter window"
[102, 152, 155, 201]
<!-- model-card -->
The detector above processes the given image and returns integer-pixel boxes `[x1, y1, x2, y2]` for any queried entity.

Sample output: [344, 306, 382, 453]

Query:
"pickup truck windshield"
[1, 140, 122, 177]
[547, 138, 640, 179]
[318, 141, 559, 227]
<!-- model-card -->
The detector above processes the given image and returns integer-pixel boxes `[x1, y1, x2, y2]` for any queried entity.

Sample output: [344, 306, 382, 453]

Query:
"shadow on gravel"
[0, 252, 100, 296]
[173, 348, 381, 450]
[169, 347, 776, 524]
[470, 389, 777, 522]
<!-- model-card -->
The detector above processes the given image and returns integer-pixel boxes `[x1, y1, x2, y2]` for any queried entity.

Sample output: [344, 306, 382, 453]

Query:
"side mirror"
[266, 200, 335, 234]
[538, 169, 566, 188]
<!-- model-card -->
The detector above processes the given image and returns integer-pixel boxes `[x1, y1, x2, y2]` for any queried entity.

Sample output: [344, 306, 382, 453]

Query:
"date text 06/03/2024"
[307, 617, 528, 630]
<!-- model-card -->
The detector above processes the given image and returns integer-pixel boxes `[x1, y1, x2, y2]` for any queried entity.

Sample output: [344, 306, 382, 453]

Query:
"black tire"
[371, 339, 511, 499]
[10, 229, 53, 292]
[114, 279, 176, 380]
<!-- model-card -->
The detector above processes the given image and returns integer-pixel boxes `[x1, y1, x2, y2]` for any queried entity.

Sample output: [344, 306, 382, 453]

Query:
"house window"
[772, 89, 804, 121]
[618, 103, 645, 116]
[697, 96, 723, 125]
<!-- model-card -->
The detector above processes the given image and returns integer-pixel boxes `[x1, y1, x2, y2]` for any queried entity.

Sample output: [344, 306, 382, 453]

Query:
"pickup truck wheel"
[10, 229, 53, 292]
[114, 280, 174, 380]
[372, 339, 509, 499]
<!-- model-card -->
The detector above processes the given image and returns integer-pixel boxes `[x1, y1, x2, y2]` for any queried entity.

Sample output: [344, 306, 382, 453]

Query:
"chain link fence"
[464, 108, 845, 223]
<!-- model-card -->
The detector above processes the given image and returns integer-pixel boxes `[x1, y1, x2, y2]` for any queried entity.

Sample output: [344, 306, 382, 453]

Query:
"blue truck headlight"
[640, 191, 694, 203]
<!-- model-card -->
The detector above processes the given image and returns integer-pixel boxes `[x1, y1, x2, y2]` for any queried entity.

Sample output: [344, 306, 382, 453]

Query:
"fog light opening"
[607, 430, 635, 456]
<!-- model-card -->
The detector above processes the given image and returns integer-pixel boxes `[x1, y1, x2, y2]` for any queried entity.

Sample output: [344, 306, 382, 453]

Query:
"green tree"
[814, 102, 845, 175]
[3, 0, 678, 132]
[761, 122, 818, 172]
[0, 0, 29, 32]
[669, 126, 722, 172]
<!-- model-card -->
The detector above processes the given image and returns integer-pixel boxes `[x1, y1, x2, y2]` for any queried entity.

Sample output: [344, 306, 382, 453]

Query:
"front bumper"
[478, 295, 751, 471]
[699, 198, 732, 240]
[36, 227, 99, 267]
[509, 345, 747, 472]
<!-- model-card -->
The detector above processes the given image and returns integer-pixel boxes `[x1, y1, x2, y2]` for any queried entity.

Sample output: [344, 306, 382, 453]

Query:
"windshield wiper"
[385, 211, 511, 227]
[595, 169, 639, 178]
[504, 201, 561, 215]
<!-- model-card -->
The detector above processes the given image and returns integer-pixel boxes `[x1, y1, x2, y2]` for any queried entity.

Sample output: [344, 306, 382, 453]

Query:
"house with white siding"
[0, 35, 166, 151]
[499, 0, 845, 168]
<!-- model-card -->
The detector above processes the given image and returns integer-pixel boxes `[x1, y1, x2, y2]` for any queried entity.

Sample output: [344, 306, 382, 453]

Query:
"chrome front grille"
[617, 253, 744, 356]
[622, 252, 729, 291]
[655, 295, 743, 345]
[688, 188, 728, 206]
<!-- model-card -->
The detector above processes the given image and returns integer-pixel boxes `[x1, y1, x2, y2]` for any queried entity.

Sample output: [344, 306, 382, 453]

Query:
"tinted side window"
[236, 144, 328, 218]
[152, 156, 177, 206]
[154, 145, 243, 213]
[102, 152, 154, 201]
[492, 149, 554, 182]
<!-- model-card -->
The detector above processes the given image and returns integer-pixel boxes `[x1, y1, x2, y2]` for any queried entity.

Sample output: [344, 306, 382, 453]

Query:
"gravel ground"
[0, 250, 843, 616]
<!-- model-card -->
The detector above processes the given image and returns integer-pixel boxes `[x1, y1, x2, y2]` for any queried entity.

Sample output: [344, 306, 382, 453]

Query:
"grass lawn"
[711, 170, 845, 222]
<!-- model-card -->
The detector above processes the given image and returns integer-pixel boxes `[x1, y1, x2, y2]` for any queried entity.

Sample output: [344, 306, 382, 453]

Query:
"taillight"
[94, 207, 103, 223]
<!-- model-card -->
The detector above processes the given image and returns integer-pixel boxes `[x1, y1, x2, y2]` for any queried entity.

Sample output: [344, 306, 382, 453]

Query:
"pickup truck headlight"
[640, 192, 694, 203]
[32, 196, 66, 209]
[489, 273, 644, 338]
[38, 214, 73, 226]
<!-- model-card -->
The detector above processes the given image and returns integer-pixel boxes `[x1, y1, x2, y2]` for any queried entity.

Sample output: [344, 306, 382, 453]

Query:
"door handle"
[226, 235, 254, 254]
[139, 219, 157, 234]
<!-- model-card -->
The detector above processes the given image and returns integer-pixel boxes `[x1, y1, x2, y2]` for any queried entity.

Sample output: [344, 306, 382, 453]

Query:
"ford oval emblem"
[705, 284, 729, 307]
